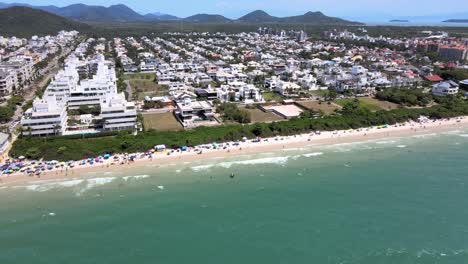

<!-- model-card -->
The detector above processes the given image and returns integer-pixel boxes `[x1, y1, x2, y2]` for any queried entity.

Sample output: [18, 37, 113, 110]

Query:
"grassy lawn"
[142, 112, 183, 131]
[335, 97, 399, 111]
[124, 73, 169, 100]
[309, 89, 330, 98]
[124, 72, 155, 81]
[359, 97, 400, 111]
[244, 108, 285, 123]
[296, 101, 341, 115]
[130, 80, 169, 99]
[262, 91, 283, 102]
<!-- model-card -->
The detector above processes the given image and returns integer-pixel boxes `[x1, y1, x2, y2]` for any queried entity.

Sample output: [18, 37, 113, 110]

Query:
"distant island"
[390, 19, 409, 23]
[443, 19, 468, 23]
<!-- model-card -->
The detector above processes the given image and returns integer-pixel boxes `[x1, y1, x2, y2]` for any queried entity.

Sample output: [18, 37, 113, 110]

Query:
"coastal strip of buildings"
[0, 31, 79, 101]
[21, 51, 136, 136]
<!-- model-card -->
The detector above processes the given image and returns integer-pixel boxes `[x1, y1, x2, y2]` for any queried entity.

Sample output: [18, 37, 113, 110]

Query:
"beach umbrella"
[18, 156, 25, 160]
[103, 154, 111, 159]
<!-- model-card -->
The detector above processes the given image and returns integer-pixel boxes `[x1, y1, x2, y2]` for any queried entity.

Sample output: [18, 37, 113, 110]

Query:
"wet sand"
[1, 117, 467, 186]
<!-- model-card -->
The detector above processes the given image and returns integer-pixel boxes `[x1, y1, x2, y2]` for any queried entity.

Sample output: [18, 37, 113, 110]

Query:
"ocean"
[2, 131, 468, 263]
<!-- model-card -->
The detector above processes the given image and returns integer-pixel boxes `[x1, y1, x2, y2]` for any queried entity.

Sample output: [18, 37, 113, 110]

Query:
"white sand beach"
[1, 117, 467, 186]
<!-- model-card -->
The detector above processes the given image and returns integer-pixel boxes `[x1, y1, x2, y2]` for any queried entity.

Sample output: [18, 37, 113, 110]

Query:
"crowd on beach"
[0, 116, 466, 184]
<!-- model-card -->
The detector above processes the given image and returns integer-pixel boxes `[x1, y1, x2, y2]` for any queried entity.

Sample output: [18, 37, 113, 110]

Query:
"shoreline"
[1, 117, 468, 187]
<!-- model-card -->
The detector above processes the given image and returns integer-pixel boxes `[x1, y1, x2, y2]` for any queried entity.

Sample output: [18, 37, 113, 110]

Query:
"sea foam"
[191, 156, 290, 171]
[76, 177, 116, 196]
[122, 174, 150, 181]
[191, 153, 325, 171]
[18, 179, 85, 192]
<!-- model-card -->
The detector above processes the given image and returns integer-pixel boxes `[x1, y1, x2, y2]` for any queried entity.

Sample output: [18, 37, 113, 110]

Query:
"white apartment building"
[21, 95, 67, 136]
[0, 60, 34, 86]
[45, 63, 80, 103]
[0, 69, 15, 96]
[100, 93, 137, 131]
[22, 53, 136, 136]
[68, 60, 117, 109]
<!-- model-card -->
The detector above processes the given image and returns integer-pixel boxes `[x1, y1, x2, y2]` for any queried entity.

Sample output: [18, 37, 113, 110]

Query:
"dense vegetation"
[436, 69, 468, 82]
[1, 7, 468, 39]
[10, 97, 468, 161]
[217, 103, 251, 123]
[376, 88, 432, 106]
[0, 6, 91, 37]
[0, 96, 24, 123]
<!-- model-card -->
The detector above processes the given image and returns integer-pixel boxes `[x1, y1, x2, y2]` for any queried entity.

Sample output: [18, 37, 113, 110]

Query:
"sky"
[2, 0, 467, 20]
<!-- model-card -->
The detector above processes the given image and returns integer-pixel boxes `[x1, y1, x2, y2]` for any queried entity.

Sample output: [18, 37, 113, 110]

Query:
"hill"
[0, 3, 360, 25]
[237, 10, 360, 25]
[0, 6, 90, 36]
[238, 10, 280, 23]
[42, 4, 144, 22]
[443, 19, 468, 23]
[0, 2, 145, 22]
[144, 12, 180, 21]
[184, 14, 231, 23]
[281, 11, 361, 25]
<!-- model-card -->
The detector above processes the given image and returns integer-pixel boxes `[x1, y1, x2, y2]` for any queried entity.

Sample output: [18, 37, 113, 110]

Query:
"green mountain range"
[0, 6, 91, 37]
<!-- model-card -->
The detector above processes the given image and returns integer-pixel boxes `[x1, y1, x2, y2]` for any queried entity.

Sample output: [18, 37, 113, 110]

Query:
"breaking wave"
[191, 153, 324, 171]
[122, 174, 150, 181]
[76, 177, 116, 196]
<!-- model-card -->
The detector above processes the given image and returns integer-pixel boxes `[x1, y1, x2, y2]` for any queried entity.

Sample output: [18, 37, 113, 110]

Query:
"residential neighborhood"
[0, 26, 467, 157]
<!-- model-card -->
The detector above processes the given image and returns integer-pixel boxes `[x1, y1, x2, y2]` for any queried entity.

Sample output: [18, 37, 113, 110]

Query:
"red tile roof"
[424, 74, 443, 82]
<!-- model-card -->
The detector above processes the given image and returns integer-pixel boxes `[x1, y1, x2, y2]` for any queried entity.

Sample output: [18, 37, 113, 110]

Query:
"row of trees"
[376, 88, 433, 106]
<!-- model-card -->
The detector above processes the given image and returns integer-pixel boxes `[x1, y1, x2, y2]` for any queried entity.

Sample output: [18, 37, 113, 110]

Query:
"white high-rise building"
[21, 95, 67, 136]
[68, 57, 117, 109]
[100, 93, 137, 131]
[45, 63, 80, 103]
[22, 53, 136, 136]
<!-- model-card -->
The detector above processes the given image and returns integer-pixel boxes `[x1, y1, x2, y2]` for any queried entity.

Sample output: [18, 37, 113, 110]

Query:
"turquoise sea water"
[2, 131, 468, 263]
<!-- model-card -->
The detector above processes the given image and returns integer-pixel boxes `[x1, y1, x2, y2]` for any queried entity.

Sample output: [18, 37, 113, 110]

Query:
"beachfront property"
[44, 61, 80, 103]
[261, 104, 303, 119]
[16, 28, 463, 136]
[101, 93, 137, 131]
[175, 98, 216, 127]
[432, 81, 459, 96]
[67, 57, 118, 109]
[21, 95, 67, 136]
[21, 51, 136, 136]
